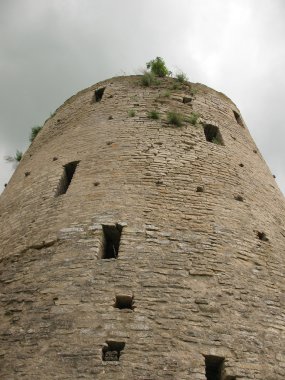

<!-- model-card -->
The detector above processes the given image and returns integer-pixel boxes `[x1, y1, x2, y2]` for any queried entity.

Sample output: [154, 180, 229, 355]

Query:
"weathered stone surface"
[0, 75, 284, 379]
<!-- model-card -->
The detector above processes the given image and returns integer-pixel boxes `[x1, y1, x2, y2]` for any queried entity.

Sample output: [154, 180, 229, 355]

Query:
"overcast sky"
[0, 0, 284, 195]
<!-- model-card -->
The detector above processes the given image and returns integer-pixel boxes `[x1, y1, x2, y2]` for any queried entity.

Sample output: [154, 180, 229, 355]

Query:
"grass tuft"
[29, 125, 42, 142]
[148, 110, 160, 120]
[176, 72, 188, 83]
[186, 112, 200, 126]
[128, 109, 136, 117]
[141, 71, 160, 87]
[167, 112, 183, 127]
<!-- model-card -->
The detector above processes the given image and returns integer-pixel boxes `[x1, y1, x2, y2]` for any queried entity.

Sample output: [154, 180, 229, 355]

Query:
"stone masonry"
[0, 75, 284, 379]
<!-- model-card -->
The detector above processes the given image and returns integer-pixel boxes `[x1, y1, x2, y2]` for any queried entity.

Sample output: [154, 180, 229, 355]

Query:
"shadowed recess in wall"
[92, 87, 106, 103]
[100, 224, 123, 259]
[204, 356, 236, 380]
[114, 295, 134, 310]
[233, 110, 244, 127]
[55, 161, 79, 196]
[203, 124, 224, 145]
[102, 341, 125, 362]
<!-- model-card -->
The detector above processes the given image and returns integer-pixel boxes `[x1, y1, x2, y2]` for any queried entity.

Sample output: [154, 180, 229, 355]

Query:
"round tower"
[0, 76, 284, 380]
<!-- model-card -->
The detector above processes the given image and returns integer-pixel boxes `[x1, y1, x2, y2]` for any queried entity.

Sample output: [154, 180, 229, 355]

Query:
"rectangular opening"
[233, 110, 244, 127]
[55, 161, 79, 196]
[101, 224, 123, 259]
[114, 295, 134, 310]
[203, 124, 224, 145]
[205, 356, 224, 380]
[102, 341, 125, 362]
[205, 355, 224, 380]
[183, 96, 192, 104]
[93, 87, 106, 103]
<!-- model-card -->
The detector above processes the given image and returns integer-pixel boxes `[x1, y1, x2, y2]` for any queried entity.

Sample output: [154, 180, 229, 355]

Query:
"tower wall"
[0, 76, 284, 379]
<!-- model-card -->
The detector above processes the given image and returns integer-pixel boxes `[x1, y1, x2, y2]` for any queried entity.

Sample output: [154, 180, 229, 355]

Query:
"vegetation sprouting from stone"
[161, 90, 171, 98]
[5, 150, 23, 164]
[170, 83, 181, 90]
[167, 112, 183, 127]
[16, 150, 23, 161]
[141, 71, 160, 87]
[148, 110, 160, 120]
[212, 137, 223, 145]
[146, 57, 171, 78]
[186, 112, 200, 126]
[29, 126, 42, 142]
[5, 123, 44, 170]
[176, 72, 188, 83]
[128, 109, 136, 117]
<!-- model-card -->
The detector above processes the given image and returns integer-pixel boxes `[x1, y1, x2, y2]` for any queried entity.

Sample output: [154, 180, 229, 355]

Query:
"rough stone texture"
[0, 75, 284, 379]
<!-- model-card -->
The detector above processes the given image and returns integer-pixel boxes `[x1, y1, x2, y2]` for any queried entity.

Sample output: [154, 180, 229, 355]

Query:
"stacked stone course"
[0, 75, 284, 379]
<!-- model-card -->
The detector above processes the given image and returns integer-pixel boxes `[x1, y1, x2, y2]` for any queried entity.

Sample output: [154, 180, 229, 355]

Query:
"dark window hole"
[101, 224, 123, 259]
[196, 186, 204, 193]
[257, 231, 268, 242]
[53, 297, 58, 304]
[204, 355, 225, 380]
[203, 124, 224, 145]
[239, 163, 244, 167]
[55, 161, 79, 197]
[114, 295, 134, 310]
[102, 341, 125, 362]
[234, 195, 244, 202]
[233, 110, 244, 127]
[93, 87, 106, 103]
[183, 96, 192, 104]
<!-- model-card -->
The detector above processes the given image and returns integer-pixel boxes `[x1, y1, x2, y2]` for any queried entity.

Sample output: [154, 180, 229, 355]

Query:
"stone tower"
[0, 76, 284, 380]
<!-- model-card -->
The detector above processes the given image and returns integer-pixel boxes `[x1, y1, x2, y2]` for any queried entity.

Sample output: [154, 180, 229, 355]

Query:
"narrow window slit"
[204, 355, 225, 380]
[114, 295, 134, 310]
[55, 161, 79, 196]
[233, 110, 244, 127]
[102, 341, 125, 362]
[93, 87, 106, 103]
[203, 124, 224, 145]
[101, 224, 123, 259]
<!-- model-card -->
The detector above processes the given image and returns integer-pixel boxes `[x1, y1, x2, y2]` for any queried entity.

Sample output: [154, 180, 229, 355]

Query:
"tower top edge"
[49, 75, 239, 123]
